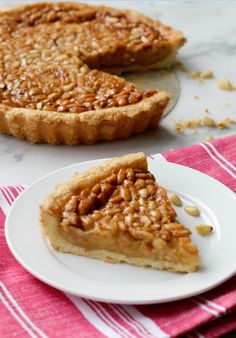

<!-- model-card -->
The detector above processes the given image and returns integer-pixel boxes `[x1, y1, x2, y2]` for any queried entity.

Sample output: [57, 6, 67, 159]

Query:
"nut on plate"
[196, 224, 213, 235]
[184, 205, 200, 217]
[170, 193, 182, 206]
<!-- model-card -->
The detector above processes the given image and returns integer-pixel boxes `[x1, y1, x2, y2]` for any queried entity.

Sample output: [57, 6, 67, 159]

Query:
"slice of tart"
[40, 153, 199, 272]
[0, 2, 185, 145]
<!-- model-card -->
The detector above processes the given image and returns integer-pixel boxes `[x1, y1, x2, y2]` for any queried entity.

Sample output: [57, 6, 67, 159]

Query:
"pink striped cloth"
[1, 135, 236, 338]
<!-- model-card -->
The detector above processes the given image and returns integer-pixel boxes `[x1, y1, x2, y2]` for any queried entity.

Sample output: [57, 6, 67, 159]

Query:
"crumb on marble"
[217, 118, 236, 129]
[217, 78, 236, 91]
[174, 116, 236, 133]
[201, 116, 216, 127]
[174, 118, 201, 133]
[200, 71, 214, 79]
[194, 95, 199, 100]
[204, 134, 214, 141]
[191, 71, 201, 79]
[175, 61, 188, 73]
[190, 70, 214, 79]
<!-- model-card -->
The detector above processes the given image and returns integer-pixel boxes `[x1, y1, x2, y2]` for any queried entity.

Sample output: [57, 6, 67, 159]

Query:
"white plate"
[5, 159, 236, 304]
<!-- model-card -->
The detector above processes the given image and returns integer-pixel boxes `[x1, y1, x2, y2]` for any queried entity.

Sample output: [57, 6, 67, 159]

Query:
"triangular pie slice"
[40, 153, 199, 272]
[0, 2, 185, 145]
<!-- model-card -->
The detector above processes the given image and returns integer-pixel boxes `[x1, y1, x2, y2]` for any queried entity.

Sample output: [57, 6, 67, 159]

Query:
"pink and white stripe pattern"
[1, 135, 236, 338]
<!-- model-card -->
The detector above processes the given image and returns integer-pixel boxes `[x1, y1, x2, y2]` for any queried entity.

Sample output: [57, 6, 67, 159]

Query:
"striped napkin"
[1, 135, 236, 338]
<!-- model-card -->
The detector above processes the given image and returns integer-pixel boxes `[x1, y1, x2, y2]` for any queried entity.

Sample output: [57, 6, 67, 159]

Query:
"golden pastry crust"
[0, 2, 185, 145]
[0, 92, 168, 145]
[40, 153, 199, 272]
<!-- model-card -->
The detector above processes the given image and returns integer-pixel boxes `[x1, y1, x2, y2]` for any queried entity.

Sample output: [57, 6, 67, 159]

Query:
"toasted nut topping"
[119, 222, 126, 231]
[196, 224, 213, 235]
[109, 195, 124, 204]
[105, 208, 121, 216]
[124, 214, 134, 224]
[117, 169, 126, 184]
[61, 167, 187, 244]
[121, 188, 131, 202]
[106, 174, 117, 185]
[191, 71, 201, 78]
[160, 229, 172, 242]
[79, 199, 94, 215]
[148, 201, 157, 210]
[92, 183, 101, 194]
[201, 116, 216, 127]
[135, 179, 145, 188]
[0, 3, 160, 114]
[147, 184, 156, 196]
[170, 193, 182, 206]
[150, 210, 161, 220]
[140, 215, 152, 225]
[62, 212, 79, 226]
[136, 173, 149, 179]
[152, 223, 161, 230]
[91, 212, 103, 221]
[184, 205, 200, 217]
[126, 168, 135, 181]
[81, 216, 94, 228]
[139, 189, 148, 198]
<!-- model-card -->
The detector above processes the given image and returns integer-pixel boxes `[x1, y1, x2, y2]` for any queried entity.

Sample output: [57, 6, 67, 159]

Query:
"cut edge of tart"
[40, 153, 199, 272]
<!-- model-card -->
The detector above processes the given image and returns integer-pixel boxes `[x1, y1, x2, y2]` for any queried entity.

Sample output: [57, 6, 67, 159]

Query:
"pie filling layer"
[0, 2, 173, 114]
[60, 168, 198, 265]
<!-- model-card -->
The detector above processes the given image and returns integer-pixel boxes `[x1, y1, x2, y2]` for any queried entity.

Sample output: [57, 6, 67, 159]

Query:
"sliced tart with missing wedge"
[40, 153, 199, 272]
[0, 2, 185, 145]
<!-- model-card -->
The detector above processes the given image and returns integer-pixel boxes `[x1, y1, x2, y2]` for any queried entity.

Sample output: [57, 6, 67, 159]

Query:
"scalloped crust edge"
[0, 92, 169, 145]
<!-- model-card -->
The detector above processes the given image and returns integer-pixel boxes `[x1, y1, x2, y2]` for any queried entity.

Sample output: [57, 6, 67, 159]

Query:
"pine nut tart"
[0, 2, 185, 145]
[40, 153, 199, 272]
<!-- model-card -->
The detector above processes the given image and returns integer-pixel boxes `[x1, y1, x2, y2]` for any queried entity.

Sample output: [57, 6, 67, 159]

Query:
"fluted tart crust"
[40, 153, 199, 272]
[0, 2, 185, 144]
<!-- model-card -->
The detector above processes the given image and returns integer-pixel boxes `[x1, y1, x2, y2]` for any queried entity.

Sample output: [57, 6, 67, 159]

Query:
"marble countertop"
[1, 0, 236, 185]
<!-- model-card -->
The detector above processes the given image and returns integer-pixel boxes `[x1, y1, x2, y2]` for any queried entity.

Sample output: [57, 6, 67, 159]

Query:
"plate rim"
[5, 158, 236, 304]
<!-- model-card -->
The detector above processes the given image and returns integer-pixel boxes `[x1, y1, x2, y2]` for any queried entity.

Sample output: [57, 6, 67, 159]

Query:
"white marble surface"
[1, 0, 236, 185]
